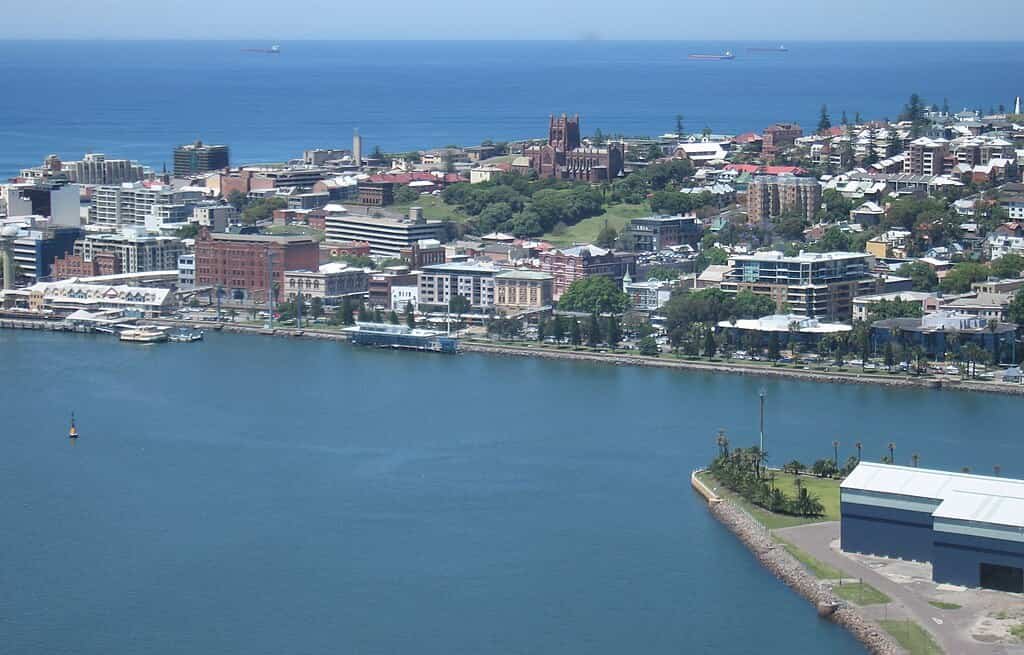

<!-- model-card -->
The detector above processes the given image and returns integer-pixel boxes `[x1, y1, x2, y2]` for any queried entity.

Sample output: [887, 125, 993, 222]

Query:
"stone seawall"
[702, 496, 901, 654]
[463, 342, 1024, 398]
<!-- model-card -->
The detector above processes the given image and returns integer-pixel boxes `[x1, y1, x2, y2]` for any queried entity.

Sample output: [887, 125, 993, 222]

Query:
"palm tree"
[832, 440, 840, 468]
[888, 441, 896, 464]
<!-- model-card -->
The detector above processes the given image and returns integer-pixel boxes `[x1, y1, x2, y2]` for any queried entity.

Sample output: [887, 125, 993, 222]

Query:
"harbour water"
[4, 330, 1024, 653]
[1, 40, 1023, 177]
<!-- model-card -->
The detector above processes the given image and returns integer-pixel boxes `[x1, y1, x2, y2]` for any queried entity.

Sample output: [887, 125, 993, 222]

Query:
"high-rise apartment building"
[173, 141, 230, 177]
[747, 175, 822, 224]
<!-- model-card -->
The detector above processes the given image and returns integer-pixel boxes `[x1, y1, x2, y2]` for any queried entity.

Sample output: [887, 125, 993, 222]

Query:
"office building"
[173, 141, 229, 177]
[4, 180, 81, 227]
[69, 227, 184, 274]
[721, 251, 877, 320]
[842, 462, 1024, 591]
[624, 215, 702, 252]
[324, 206, 446, 257]
[178, 253, 195, 289]
[8, 225, 83, 284]
[870, 311, 1015, 360]
[368, 267, 418, 308]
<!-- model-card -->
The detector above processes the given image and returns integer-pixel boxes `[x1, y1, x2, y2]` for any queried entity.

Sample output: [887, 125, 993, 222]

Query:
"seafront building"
[20, 153, 147, 185]
[720, 251, 880, 320]
[283, 263, 368, 305]
[5, 224, 83, 285]
[1, 279, 175, 317]
[417, 260, 500, 312]
[493, 270, 554, 313]
[842, 462, 1024, 592]
[716, 314, 852, 348]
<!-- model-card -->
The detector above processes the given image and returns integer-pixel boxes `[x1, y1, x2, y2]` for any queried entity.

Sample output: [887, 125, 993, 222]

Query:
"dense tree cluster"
[709, 443, 825, 518]
[441, 173, 603, 237]
[557, 276, 630, 314]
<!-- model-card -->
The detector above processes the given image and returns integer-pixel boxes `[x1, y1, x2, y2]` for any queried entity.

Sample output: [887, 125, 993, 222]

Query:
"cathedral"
[520, 114, 624, 182]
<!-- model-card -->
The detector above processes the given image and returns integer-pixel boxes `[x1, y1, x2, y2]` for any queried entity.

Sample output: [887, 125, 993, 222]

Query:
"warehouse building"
[841, 462, 1024, 592]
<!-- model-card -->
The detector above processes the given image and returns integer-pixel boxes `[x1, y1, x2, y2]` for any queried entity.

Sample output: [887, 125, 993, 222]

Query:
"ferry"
[119, 327, 169, 343]
[344, 322, 458, 354]
[747, 45, 788, 53]
[68, 413, 79, 440]
[688, 51, 735, 61]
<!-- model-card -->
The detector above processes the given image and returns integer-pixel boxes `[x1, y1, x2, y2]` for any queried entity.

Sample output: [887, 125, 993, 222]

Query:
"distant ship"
[69, 413, 79, 440]
[747, 45, 788, 53]
[689, 51, 735, 61]
[241, 44, 281, 54]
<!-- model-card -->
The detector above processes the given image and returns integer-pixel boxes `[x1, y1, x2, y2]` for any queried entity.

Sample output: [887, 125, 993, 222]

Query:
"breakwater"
[690, 472, 901, 655]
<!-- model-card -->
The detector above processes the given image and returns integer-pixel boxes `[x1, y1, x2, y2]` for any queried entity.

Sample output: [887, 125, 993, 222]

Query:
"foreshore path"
[776, 522, 1019, 655]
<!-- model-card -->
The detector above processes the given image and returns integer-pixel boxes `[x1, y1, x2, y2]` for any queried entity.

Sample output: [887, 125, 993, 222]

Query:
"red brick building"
[194, 229, 319, 303]
[539, 244, 635, 300]
[51, 252, 121, 280]
[762, 123, 803, 162]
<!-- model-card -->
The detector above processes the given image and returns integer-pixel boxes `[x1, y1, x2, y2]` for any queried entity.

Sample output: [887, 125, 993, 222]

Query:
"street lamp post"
[759, 388, 766, 471]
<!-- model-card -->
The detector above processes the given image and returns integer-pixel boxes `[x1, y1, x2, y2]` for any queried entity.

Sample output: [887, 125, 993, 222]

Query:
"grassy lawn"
[391, 195, 471, 223]
[543, 202, 650, 246]
[771, 473, 841, 521]
[832, 582, 891, 606]
[1011, 623, 1024, 640]
[263, 225, 326, 241]
[928, 600, 962, 610]
[775, 537, 844, 579]
[696, 470, 839, 529]
[879, 620, 943, 655]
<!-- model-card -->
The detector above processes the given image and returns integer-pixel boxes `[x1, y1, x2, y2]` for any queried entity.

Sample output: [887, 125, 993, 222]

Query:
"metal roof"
[932, 490, 1024, 529]
[843, 462, 1024, 527]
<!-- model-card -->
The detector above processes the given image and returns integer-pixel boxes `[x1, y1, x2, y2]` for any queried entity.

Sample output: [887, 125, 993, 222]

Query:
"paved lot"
[776, 522, 1024, 654]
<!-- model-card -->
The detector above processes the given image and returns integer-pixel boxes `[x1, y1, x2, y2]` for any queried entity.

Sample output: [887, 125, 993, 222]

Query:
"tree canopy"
[558, 276, 630, 314]
[867, 298, 925, 322]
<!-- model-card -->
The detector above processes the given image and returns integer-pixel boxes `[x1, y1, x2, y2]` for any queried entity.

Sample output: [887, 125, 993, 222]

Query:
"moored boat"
[119, 327, 168, 343]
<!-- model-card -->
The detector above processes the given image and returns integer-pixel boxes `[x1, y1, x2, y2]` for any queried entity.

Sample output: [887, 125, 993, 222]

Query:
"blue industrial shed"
[841, 463, 1024, 591]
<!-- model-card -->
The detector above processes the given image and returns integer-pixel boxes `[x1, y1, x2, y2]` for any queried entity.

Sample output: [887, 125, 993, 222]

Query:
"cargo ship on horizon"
[688, 51, 735, 61]
[747, 45, 788, 53]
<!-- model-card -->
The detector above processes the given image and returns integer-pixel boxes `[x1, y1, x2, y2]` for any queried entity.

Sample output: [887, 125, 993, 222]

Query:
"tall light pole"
[759, 388, 766, 470]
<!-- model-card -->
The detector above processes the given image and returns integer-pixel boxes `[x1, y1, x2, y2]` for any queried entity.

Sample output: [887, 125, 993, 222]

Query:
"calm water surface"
[4, 331, 1024, 653]
[0, 40, 1022, 176]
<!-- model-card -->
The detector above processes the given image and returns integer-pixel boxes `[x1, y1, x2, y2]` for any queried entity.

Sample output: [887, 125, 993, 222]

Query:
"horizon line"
[2, 37, 1022, 43]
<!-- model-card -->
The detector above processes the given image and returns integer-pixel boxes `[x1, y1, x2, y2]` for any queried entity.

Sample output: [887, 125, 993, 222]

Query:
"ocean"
[0, 40, 1022, 178]
[8, 330, 1024, 654]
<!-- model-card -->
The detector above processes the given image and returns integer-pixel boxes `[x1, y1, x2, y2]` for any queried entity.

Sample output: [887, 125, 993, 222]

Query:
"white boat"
[119, 327, 168, 343]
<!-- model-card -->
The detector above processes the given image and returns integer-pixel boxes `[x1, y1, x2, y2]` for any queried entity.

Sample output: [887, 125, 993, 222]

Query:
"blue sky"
[2, 0, 1021, 40]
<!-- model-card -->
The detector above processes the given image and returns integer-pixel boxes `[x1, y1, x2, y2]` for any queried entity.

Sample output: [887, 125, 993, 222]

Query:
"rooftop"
[843, 462, 1024, 528]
